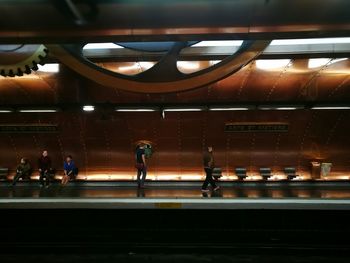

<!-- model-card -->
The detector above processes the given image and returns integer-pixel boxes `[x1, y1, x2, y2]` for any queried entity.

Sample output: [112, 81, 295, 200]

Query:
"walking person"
[135, 144, 147, 188]
[38, 150, 53, 188]
[61, 155, 78, 185]
[12, 158, 31, 186]
[202, 146, 220, 192]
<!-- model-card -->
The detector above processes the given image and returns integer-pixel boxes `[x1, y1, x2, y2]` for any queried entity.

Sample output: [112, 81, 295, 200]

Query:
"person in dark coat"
[38, 150, 53, 187]
[135, 144, 147, 188]
[12, 158, 31, 186]
[202, 146, 220, 192]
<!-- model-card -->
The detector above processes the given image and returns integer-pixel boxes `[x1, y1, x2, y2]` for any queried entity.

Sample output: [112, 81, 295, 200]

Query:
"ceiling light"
[83, 105, 95, 112]
[177, 61, 200, 70]
[193, 41, 243, 47]
[256, 59, 291, 70]
[164, 108, 204, 112]
[115, 108, 156, 112]
[275, 107, 303, 110]
[0, 109, 13, 113]
[308, 58, 331, 68]
[258, 105, 304, 110]
[209, 107, 251, 111]
[37, 63, 60, 73]
[312, 106, 350, 110]
[19, 108, 59, 113]
[83, 43, 124, 50]
[271, 38, 350, 45]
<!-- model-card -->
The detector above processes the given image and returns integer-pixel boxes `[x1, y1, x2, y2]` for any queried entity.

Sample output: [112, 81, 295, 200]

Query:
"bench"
[284, 167, 297, 180]
[0, 168, 9, 181]
[259, 167, 272, 181]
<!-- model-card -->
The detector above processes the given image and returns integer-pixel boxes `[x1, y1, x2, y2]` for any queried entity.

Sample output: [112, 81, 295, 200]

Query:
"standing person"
[135, 144, 147, 188]
[38, 150, 53, 187]
[12, 158, 31, 186]
[202, 146, 220, 192]
[61, 155, 78, 185]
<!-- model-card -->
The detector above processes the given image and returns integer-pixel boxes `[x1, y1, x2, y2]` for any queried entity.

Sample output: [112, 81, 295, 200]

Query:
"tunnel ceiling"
[1, 0, 350, 43]
[0, 57, 349, 106]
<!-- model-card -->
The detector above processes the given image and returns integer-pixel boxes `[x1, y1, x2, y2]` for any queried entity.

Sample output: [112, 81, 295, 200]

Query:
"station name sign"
[0, 124, 59, 133]
[225, 122, 289, 132]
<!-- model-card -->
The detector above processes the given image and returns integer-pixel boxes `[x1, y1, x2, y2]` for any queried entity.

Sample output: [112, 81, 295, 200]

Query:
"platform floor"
[1, 181, 350, 209]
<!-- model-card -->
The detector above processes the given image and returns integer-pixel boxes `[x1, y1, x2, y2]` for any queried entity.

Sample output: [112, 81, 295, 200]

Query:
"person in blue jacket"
[61, 155, 78, 185]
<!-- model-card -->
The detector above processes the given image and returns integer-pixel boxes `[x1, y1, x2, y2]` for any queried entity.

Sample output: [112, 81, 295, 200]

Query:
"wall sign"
[0, 124, 59, 133]
[225, 122, 289, 132]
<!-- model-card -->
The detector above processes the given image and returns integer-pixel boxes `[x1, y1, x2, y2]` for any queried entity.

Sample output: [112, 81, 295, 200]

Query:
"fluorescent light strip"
[116, 109, 156, 112]
[19, 109, 58, 113]
[312, 106, 350, 110]
[192, 40, 243, 47]
[256, 59, 291, 70]
[0, 110, 13, 113]
[177, 61, 200, 70]
[164, 108, 203, 112]
[271, 37, 350, 45]
[275, 107, 302, 110]
[259, 106, 303, 110]
[209, 107, 250, 111]
[308, 58, 331, 69]
[83, 43, 124, 50]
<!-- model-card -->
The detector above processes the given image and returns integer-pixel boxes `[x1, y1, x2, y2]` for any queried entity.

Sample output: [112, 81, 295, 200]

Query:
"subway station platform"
[2, 181, 350, 210]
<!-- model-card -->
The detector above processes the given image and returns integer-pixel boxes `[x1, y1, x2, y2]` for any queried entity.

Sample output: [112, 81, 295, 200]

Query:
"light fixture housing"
[163, 107, 205, 112]
[83, 105, 95, 112]
[271, 37, 350, 45]
[258, 105, 304, 110]
[256, 59, 291, 70]
[209, 106, 252, 111]
[0, 108, 14, 113]
[311, 105, 350, 110]
[115, 107, 157, 112]
[18, 108, 59, 113]
[192, 40, 243, 47]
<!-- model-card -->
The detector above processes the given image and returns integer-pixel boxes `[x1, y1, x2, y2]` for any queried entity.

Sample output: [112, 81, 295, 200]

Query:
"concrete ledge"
[1, 198, 350, 210]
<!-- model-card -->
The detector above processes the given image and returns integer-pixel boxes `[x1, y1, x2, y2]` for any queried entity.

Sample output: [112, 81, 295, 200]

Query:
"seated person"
[38, 150, 54, 187]
[12, 158, 31, 186]
[61, 155, 78, 185]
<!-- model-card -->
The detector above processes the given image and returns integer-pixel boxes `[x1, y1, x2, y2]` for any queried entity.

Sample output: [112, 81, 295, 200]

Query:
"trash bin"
[310, 161, 321, 179]
[321, 163, 332, 178]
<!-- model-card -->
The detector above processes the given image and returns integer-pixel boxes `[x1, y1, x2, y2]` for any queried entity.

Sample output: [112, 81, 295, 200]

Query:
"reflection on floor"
[1, 182, 350, 199]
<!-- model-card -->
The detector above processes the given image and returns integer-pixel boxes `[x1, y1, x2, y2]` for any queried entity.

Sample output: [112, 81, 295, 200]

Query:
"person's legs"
[202, 168, 212, 190]
[140, 166, 147, 187]
[23, 171, 30, 179]
[209, 173, 217, 189]
[12, 172, 22, 186]
[39, 171, 45, 186]
[61, 175, 68, 185]
[44, 172, 50, 186]
[137, 169, 142, 187]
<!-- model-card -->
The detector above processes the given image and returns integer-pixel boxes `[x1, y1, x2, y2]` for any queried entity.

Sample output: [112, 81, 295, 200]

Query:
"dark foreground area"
[1, 208, 350, 262]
